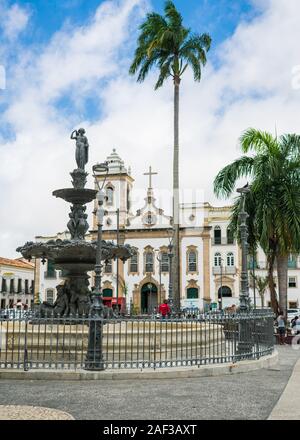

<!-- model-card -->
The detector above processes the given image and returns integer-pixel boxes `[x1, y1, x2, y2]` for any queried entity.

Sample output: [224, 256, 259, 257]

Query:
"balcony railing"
[212, 237, 235, 245]
[213, 266, 236, 275]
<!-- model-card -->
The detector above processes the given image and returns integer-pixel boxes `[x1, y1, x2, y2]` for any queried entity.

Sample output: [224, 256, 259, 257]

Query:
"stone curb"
[268, 356, 300, 420]
[0, 351, 278, 381]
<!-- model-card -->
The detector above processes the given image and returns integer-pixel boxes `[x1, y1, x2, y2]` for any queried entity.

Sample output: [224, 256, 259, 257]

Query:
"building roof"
[0, 257, 34, 270]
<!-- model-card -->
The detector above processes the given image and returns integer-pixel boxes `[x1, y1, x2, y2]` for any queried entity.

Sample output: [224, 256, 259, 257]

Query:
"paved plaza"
[0, 346, 299, 420]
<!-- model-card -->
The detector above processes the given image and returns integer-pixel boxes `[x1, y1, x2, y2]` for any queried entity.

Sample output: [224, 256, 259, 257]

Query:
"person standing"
[159, 300, 171, 320]
[277, 312, 286, 345]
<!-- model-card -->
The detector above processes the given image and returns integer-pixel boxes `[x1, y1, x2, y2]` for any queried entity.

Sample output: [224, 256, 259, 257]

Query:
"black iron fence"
[0, 311, 274, 371]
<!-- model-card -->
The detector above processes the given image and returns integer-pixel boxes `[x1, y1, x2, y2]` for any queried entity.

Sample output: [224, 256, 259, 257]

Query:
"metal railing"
[0, 311, 274, 371]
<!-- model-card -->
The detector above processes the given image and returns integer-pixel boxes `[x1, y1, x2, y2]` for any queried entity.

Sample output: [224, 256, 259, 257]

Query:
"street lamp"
[168, 242, 174, 308]
[85, 161, 108, 371]
[219, 257, 224, 311]
[155, 249, 162, 306]
[237, 184, 251, 312]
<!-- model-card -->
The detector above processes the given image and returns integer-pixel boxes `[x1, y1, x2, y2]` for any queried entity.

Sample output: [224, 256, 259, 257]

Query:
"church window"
[130, 253, 138, 273]
[214, 226, 221, 244]
[106, 186, 114, 205]
[25, 279, 29, 294]
[145, 252, 154, 273]
[188, 251, 197, 273]
[161, 253, 169, 272]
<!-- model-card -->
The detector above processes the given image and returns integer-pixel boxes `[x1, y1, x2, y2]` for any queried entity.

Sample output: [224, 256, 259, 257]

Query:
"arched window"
[161, 253, 169, 272]
[46, 289, 54, 304]
[214, 226, 221, 244]
[227, 227, 234, 244]
[10, 279, 15, 294]
[129, 253, 138, 273]
[106, 186, 114, 205]
[214, 252, 222, 267]
[145, 252, 154, 273]
[1, 278, 7, 293]
[188, 251, 197, 272]
[187, 288, 199, 299]
[17, 278, 22, 293]
[227, 252, 234, 267]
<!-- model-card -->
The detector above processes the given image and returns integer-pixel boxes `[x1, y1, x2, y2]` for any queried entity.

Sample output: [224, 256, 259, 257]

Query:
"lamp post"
[237, 184, 252, 356]
[219, 257, 224, 311]
[167, 241, 174, 311]
[155, 249, 162, 306]
[85, 161, 108, 371]
[116, 208, 120, 312]
[237, 184, 251, 312]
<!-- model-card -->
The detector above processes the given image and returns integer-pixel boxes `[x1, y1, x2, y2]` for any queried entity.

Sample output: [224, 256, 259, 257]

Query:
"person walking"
[277, 312, 286, 345]
[159, 300, 171, 320]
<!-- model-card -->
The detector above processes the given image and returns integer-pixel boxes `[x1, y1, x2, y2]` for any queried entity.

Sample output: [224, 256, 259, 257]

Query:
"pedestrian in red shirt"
[159, 300, 171, 319]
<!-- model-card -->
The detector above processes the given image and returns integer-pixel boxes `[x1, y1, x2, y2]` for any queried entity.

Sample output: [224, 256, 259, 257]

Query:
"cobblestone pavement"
[0, 347, 298, 420]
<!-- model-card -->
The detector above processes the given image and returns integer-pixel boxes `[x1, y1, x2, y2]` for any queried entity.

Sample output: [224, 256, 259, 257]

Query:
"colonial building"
[32, 150, 300, 312]
[0, 257, 34, 309]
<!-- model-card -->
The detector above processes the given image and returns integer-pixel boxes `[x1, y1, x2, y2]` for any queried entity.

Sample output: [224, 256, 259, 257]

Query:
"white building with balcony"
[0, 257, 34, 309]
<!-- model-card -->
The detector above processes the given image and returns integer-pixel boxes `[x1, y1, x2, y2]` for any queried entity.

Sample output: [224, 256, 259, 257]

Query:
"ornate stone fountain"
[17, 128, 132, 317]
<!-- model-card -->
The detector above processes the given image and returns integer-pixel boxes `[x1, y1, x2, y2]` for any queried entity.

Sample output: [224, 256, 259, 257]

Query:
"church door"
[141, 283, 158, 314]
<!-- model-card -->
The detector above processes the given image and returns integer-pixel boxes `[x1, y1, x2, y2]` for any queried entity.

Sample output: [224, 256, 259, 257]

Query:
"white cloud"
[2, 3, 30, 40]
[1, 0, 300, 258]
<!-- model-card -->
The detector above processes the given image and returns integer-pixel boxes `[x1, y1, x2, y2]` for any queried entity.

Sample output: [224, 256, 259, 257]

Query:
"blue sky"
[18, 0, 257, 48]
[4, 0, 259, 125]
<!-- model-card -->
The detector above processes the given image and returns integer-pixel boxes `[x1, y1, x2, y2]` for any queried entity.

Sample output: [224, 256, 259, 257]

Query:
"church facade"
[34, 150, 300, 313]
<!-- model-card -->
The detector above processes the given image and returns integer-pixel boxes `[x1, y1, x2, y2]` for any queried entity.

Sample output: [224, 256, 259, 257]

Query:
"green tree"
[214, 129, 300, 318]
[229, 192, 279, 313]
[129, 1, 211, 311]
[250, 275, 269, 308]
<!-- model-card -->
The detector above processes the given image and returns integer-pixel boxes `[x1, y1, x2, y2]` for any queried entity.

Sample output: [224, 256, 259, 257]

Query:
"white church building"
[34, 149, 300, 313]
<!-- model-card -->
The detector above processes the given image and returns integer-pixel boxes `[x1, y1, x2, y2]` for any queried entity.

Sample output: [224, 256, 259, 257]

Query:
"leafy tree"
[129, 1, 211, 310]
[214, 129, 300, 318]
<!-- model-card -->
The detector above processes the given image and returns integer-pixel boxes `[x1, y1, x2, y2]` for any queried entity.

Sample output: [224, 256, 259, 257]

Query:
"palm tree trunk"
[267, 252, 279, 315]
[277, 253, 288, 319]
[172, 75, 180, 312]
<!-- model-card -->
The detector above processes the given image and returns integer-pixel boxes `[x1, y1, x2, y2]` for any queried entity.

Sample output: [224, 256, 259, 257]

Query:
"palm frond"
[213, 156, 254, 198]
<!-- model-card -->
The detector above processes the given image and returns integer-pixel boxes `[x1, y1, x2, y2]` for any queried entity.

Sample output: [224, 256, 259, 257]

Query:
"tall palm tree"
[214, 129, 300, 318]
[129, 1, 211, 310]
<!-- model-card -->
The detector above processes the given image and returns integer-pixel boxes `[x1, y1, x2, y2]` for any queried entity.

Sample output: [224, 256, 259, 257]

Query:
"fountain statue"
[17, 129, 132, 317]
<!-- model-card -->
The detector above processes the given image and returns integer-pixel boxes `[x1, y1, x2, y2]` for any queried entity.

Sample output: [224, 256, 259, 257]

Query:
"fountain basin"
[53, 188, 97, 205]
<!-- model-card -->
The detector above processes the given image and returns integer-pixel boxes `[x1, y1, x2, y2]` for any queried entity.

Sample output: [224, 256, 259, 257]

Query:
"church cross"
[143, 166, 158, 189]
